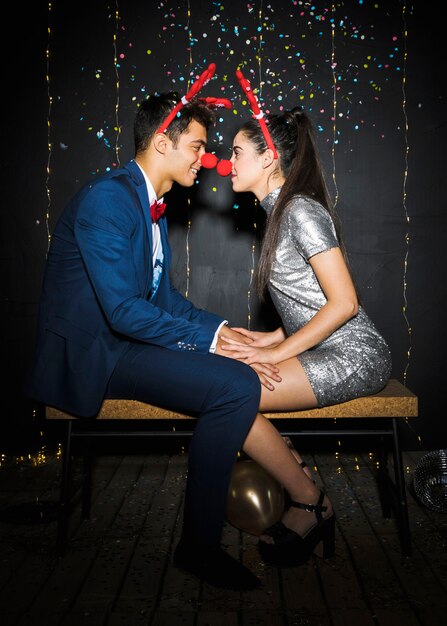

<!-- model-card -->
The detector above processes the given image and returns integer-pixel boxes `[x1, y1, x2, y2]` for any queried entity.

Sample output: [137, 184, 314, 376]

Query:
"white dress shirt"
[135, 161, 226, 352]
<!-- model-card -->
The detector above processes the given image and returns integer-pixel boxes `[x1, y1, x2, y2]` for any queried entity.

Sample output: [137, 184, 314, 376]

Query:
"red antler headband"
[156, 63, 231, 134]
[235, 68, 278, 159]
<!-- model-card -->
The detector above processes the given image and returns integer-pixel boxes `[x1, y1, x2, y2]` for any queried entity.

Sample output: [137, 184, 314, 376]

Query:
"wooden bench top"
[45, 379, 417, 421]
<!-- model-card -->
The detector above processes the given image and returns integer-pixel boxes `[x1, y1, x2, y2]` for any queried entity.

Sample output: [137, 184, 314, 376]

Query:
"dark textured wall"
[2, 1, 445, 450]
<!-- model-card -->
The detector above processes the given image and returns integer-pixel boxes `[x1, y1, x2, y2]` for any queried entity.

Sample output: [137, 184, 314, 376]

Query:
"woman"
[221, 106, 392, 566]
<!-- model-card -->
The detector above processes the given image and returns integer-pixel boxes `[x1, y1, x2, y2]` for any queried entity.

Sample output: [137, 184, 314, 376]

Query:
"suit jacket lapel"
[123, 160, 172, 300]
[124, 160, 154, 296]
[159, 218, 170, 266]
[124, 161, 153, 240]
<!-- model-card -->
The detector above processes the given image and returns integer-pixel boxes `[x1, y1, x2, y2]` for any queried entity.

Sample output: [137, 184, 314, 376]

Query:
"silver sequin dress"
[261, 188, 392, 407]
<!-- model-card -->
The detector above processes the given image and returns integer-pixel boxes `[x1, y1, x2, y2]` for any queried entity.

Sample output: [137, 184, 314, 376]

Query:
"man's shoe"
[173, 539, 261, 591]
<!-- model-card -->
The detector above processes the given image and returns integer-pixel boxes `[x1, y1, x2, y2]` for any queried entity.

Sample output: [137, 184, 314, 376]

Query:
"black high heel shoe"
[258, 490, 335, 567]
[174, 538, 261, 590]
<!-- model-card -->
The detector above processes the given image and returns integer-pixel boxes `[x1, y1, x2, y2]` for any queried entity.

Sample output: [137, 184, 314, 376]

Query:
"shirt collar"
[135, 161, 164, 206]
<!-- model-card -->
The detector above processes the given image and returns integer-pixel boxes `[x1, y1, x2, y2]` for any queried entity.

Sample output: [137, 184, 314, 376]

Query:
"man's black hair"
[134, 92, 215, 154]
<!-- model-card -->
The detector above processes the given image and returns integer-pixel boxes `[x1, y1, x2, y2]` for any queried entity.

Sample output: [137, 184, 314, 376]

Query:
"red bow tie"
[150, 200, 167, 222]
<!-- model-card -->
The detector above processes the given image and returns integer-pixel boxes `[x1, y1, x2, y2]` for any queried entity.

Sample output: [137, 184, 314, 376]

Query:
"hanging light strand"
[399, 5, 418, 444]
[184, 0, 194, 297]
[186, 0, 193, 90]
[246, 0, 265, 329]
[113, 1, 121, 166]
[45, 1, 53, 253]
[256, 0, 264, 96]
[401, 3, 412, 387]
[185, 199, 192, 298]
[247, 207, 258, 331]
[330, 3, 342, 454]
[330, 3, 339, 208]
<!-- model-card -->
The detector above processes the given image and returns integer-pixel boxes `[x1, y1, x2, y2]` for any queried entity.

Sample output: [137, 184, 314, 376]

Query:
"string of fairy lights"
[113, 1, 121, 166]
[245, 0, 266, 331]
[401, 3, 412, 390]
[329, 4, 343, 466]
[330, 3, 339, 209]
[184, 0, 194, 299]
[45, 2, 53, 254]
[400, 3, 418, 447]
[9, 0, 56, 468]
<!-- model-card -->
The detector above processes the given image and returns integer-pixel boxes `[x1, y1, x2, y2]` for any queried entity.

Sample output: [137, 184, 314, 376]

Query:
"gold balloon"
[226, 459, 285, 536]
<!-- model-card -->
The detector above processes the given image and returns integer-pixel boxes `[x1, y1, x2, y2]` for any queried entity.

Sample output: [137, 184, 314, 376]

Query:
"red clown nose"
[201, 153, 233, 176]
[216, 159, 233, 176]
[201, 153, 218, 168]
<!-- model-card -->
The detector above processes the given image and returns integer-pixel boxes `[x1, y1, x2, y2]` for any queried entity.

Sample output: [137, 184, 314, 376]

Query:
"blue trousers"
[106, 343, 261, 545]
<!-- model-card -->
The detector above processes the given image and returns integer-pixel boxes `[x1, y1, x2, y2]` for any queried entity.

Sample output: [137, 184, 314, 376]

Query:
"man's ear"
[153, 132, 170, 155]
[262, 148, 276, 169]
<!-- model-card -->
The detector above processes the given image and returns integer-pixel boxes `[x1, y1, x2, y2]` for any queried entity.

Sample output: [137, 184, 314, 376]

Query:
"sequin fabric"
[261, 188, 392, 406]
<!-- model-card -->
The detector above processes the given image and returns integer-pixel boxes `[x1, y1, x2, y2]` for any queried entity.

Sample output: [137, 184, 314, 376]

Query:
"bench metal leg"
[81, 436, 93, 520]
[376, 435, 392, 518]
[56, 421, 73, 557]
[391, 418, 411, 556]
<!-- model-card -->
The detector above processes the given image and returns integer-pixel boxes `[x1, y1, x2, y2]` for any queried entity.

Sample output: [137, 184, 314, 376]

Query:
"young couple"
[24, 80, 391, 591]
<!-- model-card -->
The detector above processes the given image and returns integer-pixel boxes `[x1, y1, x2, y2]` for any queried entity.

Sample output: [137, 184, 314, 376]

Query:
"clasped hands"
[216, 326, 284, 390]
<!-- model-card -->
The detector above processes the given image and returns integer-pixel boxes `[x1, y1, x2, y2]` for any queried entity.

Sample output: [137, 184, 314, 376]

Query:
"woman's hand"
[249, 362, 282, 391]
[220, 337, 280, 366]
[215, 328, 282, 389]
[229, 326, 286, 348]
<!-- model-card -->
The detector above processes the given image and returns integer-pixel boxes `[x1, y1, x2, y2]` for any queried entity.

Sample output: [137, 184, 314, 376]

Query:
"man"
[24, 91, 268, 590]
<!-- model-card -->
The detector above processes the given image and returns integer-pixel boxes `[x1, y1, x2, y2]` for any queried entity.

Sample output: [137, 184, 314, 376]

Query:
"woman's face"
[230, 131, 265, 194]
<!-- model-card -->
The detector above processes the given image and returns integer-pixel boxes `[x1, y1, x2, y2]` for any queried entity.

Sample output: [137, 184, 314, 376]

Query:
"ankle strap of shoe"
[289, 490, 327, 523]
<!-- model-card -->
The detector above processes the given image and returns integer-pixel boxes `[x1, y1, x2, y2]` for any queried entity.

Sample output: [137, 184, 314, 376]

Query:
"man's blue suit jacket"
[24, 160, 225, 417]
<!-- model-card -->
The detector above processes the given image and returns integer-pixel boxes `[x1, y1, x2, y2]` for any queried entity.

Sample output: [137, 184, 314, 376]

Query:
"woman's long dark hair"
[238, 107, 353, 299]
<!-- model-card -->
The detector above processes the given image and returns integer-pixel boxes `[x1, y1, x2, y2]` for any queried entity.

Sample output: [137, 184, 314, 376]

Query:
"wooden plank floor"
[1, 443, 447, 626]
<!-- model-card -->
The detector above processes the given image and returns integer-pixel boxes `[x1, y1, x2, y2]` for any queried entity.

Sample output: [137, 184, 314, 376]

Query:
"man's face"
[166, 120, 207, 187]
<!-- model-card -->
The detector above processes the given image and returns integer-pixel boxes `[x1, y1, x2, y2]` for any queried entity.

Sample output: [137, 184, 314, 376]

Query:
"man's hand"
[230, 326, 286, 347]
[219, 326, 254, 345]
[215, 326, 252, 356]
[219, 339, 280, 366]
